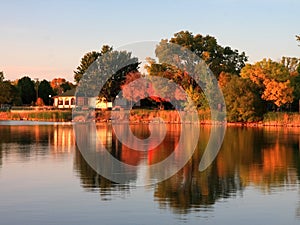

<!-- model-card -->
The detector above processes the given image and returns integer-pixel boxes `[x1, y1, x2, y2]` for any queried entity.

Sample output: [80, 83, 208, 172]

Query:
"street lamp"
[49, 95, 51, 106]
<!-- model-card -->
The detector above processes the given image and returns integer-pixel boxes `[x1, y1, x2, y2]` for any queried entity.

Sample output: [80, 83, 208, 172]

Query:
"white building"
[53, 89, 76, 109]
[53, 89, 112, 109]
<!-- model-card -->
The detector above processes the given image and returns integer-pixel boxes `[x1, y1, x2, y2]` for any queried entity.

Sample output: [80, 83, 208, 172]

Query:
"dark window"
[71, 98, 75, 105]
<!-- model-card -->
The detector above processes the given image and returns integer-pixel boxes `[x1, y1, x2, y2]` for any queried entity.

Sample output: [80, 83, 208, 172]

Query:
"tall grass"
[6, 110, 72, 122]
[263, 112, 300, 126]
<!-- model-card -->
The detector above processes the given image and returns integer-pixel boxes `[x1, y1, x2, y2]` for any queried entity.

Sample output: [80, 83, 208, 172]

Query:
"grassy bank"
[263, 112, 300, 126]
[0, 110, 72, 122]
[1, 110, 300, 126]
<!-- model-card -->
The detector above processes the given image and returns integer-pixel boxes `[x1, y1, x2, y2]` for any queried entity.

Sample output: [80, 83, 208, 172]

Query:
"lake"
[0, 121, 300, 225]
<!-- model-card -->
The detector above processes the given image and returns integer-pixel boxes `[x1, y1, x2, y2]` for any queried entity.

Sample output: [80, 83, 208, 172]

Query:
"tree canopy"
[74, 45, 113, 83]
[76, 48, 139, 101]
[221, 74, 264, 122]
[241, 59, 294, 108]
[17, 76, 36, 105]
[0, 73, 21, 105]
[1, 32, 300, 121]
[163, 31, 248, 77]
[51, 78, 73, 95]
[38, 80, 55, 106]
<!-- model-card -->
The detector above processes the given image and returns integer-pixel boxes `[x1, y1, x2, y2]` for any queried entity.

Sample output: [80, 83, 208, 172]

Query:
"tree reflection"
[73, 147, 131, 200]
[154, 127, 300, 214]
[73, 124, 300, 211]
[1, 122, 299, 214]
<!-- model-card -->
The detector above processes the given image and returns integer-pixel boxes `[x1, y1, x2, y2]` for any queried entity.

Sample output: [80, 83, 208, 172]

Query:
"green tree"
[222, 75, 264, 122]
[0, 73, 21, 105]
[281, 57, 300, 76]
[76, 49, 139, 102]
[74, 45, 113, 83]
[281, 56, 300, 111]
[17, 76, 36, 105]
[162, 31, 248, 77]
[0, 81, 15, 105]
[60, 82, 74, 93]
[38, 80, 55, 106]
[290, 74, 300, 111]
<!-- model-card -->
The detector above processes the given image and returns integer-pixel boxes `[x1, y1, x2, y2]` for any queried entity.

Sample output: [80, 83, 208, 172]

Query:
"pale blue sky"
[0, 0, 299, 81]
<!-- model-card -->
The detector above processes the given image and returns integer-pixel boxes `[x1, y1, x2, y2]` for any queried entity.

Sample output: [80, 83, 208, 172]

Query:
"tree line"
[73, 31, 300, 121]
[0, 74, 74, 107]
[1, 30, 300, 122]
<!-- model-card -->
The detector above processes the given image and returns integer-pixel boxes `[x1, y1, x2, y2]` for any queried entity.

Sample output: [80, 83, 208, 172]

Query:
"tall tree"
[281, 57, 300, 76]
[0, 73, 21, 105]
[281, 56, 300, 111]
[159, 31, 248, 77]
[74, 45, 113, 83]
[222, 75, 264, 122]
[0, 81, 20, 105]
[146, 58, 207, 109]
[76, 49, 139, 102]
[290, 75, 300, 111]
[38, 80, 55, 106]
[17, 76, 36, 105]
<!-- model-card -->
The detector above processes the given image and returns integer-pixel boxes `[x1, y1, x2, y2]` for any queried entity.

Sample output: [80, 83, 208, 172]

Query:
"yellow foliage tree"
[262, 79, 294, 107]
[241, 58, 293, 107]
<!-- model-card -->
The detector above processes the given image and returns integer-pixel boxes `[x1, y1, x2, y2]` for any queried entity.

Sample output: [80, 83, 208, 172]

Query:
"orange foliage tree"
[241, 58, 294, 108]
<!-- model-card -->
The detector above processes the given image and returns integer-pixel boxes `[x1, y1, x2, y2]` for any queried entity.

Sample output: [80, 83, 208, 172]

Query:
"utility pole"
[34, 78, 39, 104]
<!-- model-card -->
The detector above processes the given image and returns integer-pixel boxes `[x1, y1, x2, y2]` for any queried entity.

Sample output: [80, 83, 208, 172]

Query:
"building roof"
[54, 88, 76, 97]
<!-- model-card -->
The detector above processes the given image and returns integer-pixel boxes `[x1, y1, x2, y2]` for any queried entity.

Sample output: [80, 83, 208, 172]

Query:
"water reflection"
[0, 122, 300, 219]
[0, 142, 2, 167]
[0, 124, 75, 160]
[154, 127, 300, 213]
[73, 148, 131, 200]
[73, 124, 300, 214]
[154, 126, 244, 214]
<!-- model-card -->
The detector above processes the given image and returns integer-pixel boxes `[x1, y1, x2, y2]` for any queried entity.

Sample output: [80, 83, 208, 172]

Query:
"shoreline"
[1, 111, 300, 127]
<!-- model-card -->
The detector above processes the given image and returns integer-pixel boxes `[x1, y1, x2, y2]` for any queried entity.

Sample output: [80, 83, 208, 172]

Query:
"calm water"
[0, 121, 300, 225]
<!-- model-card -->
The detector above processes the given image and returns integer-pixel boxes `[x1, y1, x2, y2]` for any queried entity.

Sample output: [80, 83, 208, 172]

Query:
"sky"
[0, 0, 299, 82]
